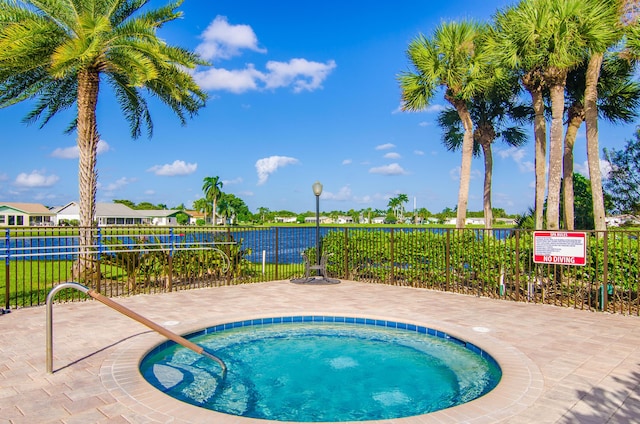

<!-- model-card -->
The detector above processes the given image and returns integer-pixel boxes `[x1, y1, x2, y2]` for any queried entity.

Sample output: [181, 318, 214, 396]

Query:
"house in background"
[0, 203, 55, 226]
[274, 216, 297, 223]
[139, 210, 189, 226]
[52, 202, 149, 225]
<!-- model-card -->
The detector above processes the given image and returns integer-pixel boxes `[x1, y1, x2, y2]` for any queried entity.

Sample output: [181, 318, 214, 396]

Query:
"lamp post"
[312, 181, 323, 274]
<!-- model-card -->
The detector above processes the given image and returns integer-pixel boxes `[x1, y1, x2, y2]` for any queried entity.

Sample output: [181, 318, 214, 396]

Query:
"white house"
[336, 216, 354, 224]
[53, 202, 149, 225]
[275, 216, 297, 223]
[304, 216, 334, 224]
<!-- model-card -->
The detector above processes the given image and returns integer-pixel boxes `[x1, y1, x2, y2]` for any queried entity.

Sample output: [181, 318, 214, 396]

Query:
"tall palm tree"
[399, 21, 490, 228]
[396, 194, 409, 220]
[387, 196, 400, 218]
[491, 0, 551, 230]
[0, 0, 206, 268]
[437, 80, 530, 230]
[562, 55, 640, 229]
[202, 176, 223, 226]
[582, 0, 630, 232]
[492, 0, 586, 230]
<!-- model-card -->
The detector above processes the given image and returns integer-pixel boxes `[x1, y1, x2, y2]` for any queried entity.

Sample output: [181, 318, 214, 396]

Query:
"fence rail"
[2, 226, 638, 315]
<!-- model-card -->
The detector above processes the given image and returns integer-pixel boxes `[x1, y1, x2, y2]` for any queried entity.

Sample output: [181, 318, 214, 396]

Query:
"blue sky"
[1, 0, 637, 216]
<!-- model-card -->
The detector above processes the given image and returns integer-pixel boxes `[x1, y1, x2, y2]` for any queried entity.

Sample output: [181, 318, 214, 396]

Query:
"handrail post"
[46, 282, 226, 375]
[46, 282, 90, 373]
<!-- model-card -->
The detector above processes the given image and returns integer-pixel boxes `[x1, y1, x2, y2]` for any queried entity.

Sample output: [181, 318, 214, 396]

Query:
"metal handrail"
[45, 282, 227, 375]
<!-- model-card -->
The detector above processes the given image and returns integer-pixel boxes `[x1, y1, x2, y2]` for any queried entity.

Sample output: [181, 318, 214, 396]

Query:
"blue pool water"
[140, 317, 502, 422]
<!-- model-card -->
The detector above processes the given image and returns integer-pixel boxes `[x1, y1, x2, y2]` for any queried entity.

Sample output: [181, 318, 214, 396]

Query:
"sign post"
[533, 231, 586, 266]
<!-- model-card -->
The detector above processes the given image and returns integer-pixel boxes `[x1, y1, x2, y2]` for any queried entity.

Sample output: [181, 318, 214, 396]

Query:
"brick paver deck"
[1, 280, 639, 423]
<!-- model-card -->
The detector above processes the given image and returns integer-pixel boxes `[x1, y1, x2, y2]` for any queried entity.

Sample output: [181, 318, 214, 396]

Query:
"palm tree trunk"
[562, 107, 584, 230]
[585, 52, 607, 232]
[526, 85, 547, 230]
[480, 141, 493, 231]
[76, 68, 100, 280]
[546, 80, 567, 230]
[450, 98, 474, 229]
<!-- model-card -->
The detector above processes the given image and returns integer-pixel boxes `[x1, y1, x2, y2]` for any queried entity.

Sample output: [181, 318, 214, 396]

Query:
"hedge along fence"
[320, 228, 640, 315]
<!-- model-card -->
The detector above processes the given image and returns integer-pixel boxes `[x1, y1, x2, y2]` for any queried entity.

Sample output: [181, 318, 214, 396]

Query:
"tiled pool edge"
[100, 311, 544, 424]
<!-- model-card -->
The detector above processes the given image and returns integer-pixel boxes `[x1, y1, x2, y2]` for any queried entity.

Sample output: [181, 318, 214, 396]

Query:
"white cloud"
[323, 186, 352, 201]
[255, 156, 299, 185]
[51, 140, 110, 159]
[575, 159, 613, 179]
[384, 152, 401, 159]
[98, 177, 136, 192]
[392, 103, 446, 114]
[418, 121, 430, 127]
[497, 147, 534, 173]
[449, 166, 481, 181]
[223, 177, 243, 185]
[145, 190, 155, 195]
[195, 16, 266, 61]
[194, 66, 262, 93]
[342, 159, 352, 165]
[15, 170, 59, 187]
[375, 143, 395, 151]
[192, 17, 335, 94]
[369, 163, 407, 176]
[414, 150, 425, 156]
[194, 60, 336, 94]
[0, 173, 8, 181]
[262, 58, 337, 93]
[147, 160, 197, 176]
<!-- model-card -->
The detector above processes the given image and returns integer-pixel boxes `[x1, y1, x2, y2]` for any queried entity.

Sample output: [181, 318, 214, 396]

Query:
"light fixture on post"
[312, 181, 323, 275]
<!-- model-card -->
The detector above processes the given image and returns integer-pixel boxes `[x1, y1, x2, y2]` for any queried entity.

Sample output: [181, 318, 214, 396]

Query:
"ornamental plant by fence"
[2, 226, 638, 315]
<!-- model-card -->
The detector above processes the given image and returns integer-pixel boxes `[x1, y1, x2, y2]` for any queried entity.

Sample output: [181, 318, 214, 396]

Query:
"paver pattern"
[1, 280, 639, 423]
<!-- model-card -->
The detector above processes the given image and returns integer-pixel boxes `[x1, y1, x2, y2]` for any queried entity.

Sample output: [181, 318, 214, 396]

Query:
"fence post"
[96, 227, 102, 293]
[168, 228, 174, 292]
[445, 229, 451, 291]
[602, 231, 609, 311]
[390, 228, 395, 285]
[274, 227, 279, 281]
[515, 230, 520, 302]
[4, 228, 9, 311]
[343, 228, 349, 279]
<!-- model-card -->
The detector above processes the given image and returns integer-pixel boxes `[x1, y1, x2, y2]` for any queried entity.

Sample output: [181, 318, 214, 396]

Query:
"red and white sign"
[533, 231, 586, 266]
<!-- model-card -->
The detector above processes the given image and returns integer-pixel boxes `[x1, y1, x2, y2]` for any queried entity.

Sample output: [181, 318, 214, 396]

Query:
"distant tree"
[202, 176, 223, 226]
[135, 202, 158, 210]
[114, 199, 135, 209]
[176, 212, 189, 225]
[257, 207, 270, 223]
[604, 129, 640, 214]
[192, 198, 209, 220]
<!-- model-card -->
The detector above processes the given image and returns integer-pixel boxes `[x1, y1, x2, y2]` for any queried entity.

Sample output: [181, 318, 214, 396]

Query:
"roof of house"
[0, 203, 55, 215]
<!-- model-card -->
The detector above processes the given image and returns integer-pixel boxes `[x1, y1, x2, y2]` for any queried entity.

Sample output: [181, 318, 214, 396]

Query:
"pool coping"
[101, 311, 544, 424]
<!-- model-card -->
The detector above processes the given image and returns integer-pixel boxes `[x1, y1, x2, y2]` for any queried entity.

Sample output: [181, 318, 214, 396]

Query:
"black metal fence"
[2, 226, 638, 315]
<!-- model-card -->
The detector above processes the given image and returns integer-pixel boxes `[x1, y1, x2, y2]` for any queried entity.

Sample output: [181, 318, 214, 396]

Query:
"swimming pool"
[140, 315, 502, 422]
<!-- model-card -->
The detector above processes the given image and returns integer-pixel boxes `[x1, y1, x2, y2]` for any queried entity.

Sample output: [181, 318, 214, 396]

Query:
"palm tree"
[396, 194, 409, 220]
[217, 197, 235, 226]
[399, 21, 490, 228]
[202, 176, 223, 226]
[192, 198, 210, 224]
[437, 80, 530, 230]
[582, 0, 632, 232]
[562, 55, 640, 229]
[492, 0, 588, 230]
[0, 0, 206, 269]
[387, 197, 400, 218]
